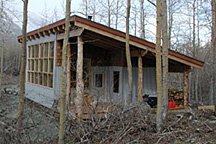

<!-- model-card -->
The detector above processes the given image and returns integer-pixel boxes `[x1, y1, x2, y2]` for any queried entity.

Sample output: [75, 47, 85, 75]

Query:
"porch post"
[183, 69, 190, 107]
[137, 50, 148, 102]
[138, 55, 143, 102]
[66, 45, 71, 108]
[76, 36, 84, 118]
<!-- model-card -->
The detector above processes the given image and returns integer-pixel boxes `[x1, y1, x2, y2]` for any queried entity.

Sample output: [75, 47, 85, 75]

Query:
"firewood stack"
[168, 89, 184, 108]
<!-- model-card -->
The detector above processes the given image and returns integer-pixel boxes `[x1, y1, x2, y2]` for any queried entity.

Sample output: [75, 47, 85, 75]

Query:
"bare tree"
[0, 0, 4, 98]
[155, 0, 163, 132]
[161, 0, 168, 124]
[211, 0, 216, 105]
[17, 0, 28, 132]
[139, 0, 145, 38]
[98, 0, 115, 27]
[0, 40, 3, 98]
[58, 0, 71, 143]
[79, 0, 99, 21]
[125, 0, 132, 105]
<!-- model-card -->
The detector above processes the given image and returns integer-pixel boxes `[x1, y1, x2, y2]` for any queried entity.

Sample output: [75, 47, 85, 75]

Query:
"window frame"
[27, 41, 54, 88]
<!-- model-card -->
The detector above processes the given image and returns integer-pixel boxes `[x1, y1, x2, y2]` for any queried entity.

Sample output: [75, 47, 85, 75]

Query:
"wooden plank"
[198, 105, 216, 111]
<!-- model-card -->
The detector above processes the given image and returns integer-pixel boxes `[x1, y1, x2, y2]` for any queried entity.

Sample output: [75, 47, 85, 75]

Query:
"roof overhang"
[17, 15, 204, 69]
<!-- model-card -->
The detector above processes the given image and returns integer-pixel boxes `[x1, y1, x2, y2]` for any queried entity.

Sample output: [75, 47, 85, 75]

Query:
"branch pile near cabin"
[0, 93, 216, 144]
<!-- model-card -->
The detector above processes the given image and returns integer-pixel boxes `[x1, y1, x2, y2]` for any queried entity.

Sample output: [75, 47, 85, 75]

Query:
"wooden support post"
[137, 50, 148, 102]
[76, 36, 84, 118]
[66, 45, 71, 108]
[183, 69, 190, 107]
[138, 55, 143, 102]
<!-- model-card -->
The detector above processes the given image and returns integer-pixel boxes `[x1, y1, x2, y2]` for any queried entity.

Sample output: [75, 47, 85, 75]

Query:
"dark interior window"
[95, 74, 103, 87]
[113, 71, 120, 93]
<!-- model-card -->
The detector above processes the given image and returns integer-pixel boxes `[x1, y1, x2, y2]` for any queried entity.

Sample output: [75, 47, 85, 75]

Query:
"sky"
[11, 0, 82, 31]
[7, 0, 211, 46]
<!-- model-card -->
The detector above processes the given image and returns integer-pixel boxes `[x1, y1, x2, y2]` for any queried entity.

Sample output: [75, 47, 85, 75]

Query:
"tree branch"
[147, 0, 156, 7]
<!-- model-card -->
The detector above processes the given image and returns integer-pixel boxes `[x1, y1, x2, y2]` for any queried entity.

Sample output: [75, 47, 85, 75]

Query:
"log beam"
[66, 45, 71, 108]
[75, 36, 84, 118]
[137, 50, 148, 102]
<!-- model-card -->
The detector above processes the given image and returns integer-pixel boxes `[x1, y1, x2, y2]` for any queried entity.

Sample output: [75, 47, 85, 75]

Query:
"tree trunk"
[156, 0, 163, 132]
[192, 0, 198, 102]
[0, 1, 4, 98]
[139, 0, 145, 39]
[17, 0, 28, 133]
[167, 0, 172, 49]
[125, 0, 132, 105]
[58, 0, 71, 143]
[0, 41, 3, 98]
[161, 0, 168, 124]
[211, 0, 216, 105]
[115, 0, 119, 29]
[108, 0, 111, 27]
[75, 36, 84, 118]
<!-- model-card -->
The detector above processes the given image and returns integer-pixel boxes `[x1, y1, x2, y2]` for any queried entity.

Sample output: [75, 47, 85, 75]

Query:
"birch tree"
[17, 0, 28, 132]
[58, 0, 71, 143]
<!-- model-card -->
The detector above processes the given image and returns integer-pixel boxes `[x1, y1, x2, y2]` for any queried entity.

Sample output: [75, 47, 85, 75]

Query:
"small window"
[95, 74, 103, 88]
[113, 71, 120, 93]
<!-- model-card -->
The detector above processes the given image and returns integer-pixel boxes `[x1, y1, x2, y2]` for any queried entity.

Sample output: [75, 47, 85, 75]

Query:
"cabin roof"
[18, 15, 204, 68]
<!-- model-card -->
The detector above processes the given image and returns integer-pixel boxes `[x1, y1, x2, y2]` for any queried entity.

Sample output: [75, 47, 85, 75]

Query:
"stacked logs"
[168, 89, 184, 108]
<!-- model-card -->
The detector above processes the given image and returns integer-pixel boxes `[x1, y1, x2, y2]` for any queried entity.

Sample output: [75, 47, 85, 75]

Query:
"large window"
[27, 42, 54, 88]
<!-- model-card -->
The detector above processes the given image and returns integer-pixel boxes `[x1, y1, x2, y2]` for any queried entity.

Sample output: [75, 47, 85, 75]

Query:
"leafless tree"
[125, 0, 132, 105]
[155, 0, 162, 132]
[58, 0, 71, 143]
[17, 0, 28, 133]
[211, 0, 216, 105]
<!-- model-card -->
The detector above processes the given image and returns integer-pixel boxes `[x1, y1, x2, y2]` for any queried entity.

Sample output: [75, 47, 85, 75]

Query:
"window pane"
[113, 71, 119, 93]
[49, 59, 53, 73]
[44, 43, 49, 57]
[49, 42, 54, 58]
[39, 73, 43, 85]
[40, 44, 44, 58]
[35, 45, 39, 58]
[95, 74, 103, 88]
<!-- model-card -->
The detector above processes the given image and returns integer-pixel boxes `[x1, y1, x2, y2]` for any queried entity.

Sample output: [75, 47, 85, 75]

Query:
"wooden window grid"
[27, 41, 54, 88]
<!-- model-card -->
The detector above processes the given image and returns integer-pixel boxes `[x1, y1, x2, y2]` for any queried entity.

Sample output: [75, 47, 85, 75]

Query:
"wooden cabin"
[18, 15, 204, 111]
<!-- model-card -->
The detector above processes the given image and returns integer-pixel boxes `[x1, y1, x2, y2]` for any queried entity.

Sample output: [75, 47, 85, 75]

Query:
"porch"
[55, 29, 191, 115]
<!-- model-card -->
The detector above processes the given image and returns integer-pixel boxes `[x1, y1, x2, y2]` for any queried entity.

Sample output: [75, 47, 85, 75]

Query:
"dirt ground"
[0, 76, 216, 143]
